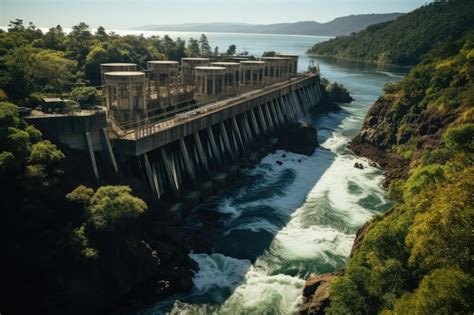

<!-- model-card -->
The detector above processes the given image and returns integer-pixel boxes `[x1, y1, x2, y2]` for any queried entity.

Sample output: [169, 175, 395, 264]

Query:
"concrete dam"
[26, 55, 322, 202]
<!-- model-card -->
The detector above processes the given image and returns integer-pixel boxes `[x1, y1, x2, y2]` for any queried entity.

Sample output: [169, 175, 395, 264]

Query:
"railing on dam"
[111, 73, 318, 141]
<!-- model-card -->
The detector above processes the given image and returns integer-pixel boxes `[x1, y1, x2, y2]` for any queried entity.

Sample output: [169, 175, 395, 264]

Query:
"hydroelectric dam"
[26, 55, 323, 203]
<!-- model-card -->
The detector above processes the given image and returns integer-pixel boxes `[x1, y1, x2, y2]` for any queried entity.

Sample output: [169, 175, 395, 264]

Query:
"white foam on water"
[217, 267, 305, 314]
[271, 224, 354, 261]
[224, 218, 280, 236]
[189, 253, 251, 295]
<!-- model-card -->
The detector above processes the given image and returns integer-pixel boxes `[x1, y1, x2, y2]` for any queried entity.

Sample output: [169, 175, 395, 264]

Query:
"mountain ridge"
[133, 13, 403, 36]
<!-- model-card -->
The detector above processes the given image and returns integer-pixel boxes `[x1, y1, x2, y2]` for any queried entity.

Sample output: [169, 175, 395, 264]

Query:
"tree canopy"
[307, 0, 474, 65]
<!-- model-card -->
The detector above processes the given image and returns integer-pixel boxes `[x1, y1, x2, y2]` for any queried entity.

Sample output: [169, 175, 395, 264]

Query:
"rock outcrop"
[300, 271, 343, 315]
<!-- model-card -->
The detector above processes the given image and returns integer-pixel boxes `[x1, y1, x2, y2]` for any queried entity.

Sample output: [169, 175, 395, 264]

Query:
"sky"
[0, 0, 431, 30]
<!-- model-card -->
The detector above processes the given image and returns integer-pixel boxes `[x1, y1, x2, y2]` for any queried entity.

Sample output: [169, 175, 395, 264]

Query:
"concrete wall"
[114, 75, 320, 156]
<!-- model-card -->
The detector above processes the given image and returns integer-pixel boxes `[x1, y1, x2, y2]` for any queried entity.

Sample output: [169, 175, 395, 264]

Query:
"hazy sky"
[1, 0, 430, 29]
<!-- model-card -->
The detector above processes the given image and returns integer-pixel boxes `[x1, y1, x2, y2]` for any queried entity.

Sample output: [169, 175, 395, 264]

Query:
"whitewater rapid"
[141, 82, 392, 314]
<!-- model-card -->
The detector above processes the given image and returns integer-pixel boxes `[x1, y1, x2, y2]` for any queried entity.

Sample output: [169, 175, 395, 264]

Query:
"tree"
[95, 26, 108, 41]
[226, 44, 236, 56]
[199, 34, 211, 56]
[443, 123, 474, 152]
[30, 50, 76, 95]
[67, 185, 147, 232]
[72, 86, 101, 108]
[66, 22, 93, 65]
[39, 25, 66, 51]
[262, 51, 277, 57]
[390, 269, 474, 314]
[187, 37, 200, 57]
[8, 19, 26, 32]
[214, 46, 219, 56]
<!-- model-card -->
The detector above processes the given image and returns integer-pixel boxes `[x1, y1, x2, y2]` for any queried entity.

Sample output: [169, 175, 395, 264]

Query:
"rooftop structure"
[194, 66, 227, 102]
[100, 63, 137, 86]
[239, 61, 266, 89]
[104, 71, 147, 124]
[181, 58, 210, 86]
[211, 62, 240, 95]
[147, 61, 180, 108]
[276, 54, 299, 76]
[261, 56, 293, 83]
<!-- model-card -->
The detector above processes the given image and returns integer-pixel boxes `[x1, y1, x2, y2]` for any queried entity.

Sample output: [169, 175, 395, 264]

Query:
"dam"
[26, 54, 322, 201]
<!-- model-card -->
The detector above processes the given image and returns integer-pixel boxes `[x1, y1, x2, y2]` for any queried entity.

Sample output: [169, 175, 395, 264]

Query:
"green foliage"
[72, 86, 101, 108]
[67, 185, 147, 232]
[0, 101, 64, 184]
[199, 34, 211, 56]
[226, 44, 237, 56]
[443, 123, 474, 152]
[328, 15, 474, 314]
[71, 223, 99, 260]
[308, 0, 474, 65]
[0, 20, 204, 99]
[187, 38, 200, 57]
[389, 269, 474, 314]
[262, 51, 277, 57]
[383, 82, 400, 94]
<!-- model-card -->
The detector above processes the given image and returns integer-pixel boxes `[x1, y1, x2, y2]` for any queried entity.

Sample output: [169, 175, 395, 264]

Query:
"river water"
[131, 32, 408, 315]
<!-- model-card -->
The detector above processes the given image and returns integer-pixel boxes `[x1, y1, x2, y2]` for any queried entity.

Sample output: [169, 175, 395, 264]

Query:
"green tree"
[72, 86, 101, 108]
[226, 44, 236, 56]
[187, 37, 200, 57]
[30, 50, 76, 95]
[443, 123, 474, 152]
[390, 269, 474, 314]
[67, 185, 147, 232]
[66, 22, 93, 65]
[199, 34, 211, 56]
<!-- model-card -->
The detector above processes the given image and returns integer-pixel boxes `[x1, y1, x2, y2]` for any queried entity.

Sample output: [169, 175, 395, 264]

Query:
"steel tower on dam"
[26, 54, 322, 202]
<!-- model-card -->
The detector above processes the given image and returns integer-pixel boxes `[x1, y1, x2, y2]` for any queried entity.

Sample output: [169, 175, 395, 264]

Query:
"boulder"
[300, 271, 343, 315]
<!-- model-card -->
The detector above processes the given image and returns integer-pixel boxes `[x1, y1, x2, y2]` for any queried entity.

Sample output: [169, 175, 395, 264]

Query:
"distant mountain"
[133, 14, 404, 37]
[307, 0, 474, 65]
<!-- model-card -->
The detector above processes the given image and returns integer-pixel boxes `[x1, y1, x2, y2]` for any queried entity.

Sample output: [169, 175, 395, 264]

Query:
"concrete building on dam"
[25, 53, 322, 204]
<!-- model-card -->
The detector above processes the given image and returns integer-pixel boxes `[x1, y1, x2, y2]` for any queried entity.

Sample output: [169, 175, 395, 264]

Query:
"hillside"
[302, 25, 474, 315]
[133, 13, 403, 37]
[307, 0, 474, 65]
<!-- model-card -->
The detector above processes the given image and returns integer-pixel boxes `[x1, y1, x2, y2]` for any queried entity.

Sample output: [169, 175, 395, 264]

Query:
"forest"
[326, 22, 474, 315]
[307, 0, 474, 65]
[0, 20, 238, 106]
[0, 20, 216, 314]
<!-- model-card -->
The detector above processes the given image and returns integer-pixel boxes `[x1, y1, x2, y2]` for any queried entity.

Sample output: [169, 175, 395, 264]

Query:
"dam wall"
[112, 74, 323, 200]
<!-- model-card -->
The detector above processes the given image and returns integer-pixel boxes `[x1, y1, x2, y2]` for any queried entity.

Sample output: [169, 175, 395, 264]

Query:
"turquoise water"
[128, 32, 408, 315]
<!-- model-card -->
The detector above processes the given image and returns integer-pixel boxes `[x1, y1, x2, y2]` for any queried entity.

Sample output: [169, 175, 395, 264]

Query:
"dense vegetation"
[326, 31, 474, 314]
[0, 22, 199, 314]
[0, 20, 237, 106]
[307, 0, 474, 65]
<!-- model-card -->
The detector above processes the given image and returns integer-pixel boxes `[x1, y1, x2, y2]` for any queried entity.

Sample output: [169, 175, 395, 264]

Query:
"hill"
[301, 8, 474, 314]
[133, 13, 403, 37]
[307, 0, 474, 65]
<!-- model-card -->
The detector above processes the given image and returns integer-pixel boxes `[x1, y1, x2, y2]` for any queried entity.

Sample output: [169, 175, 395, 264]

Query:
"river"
[123, 32, 408, 315]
